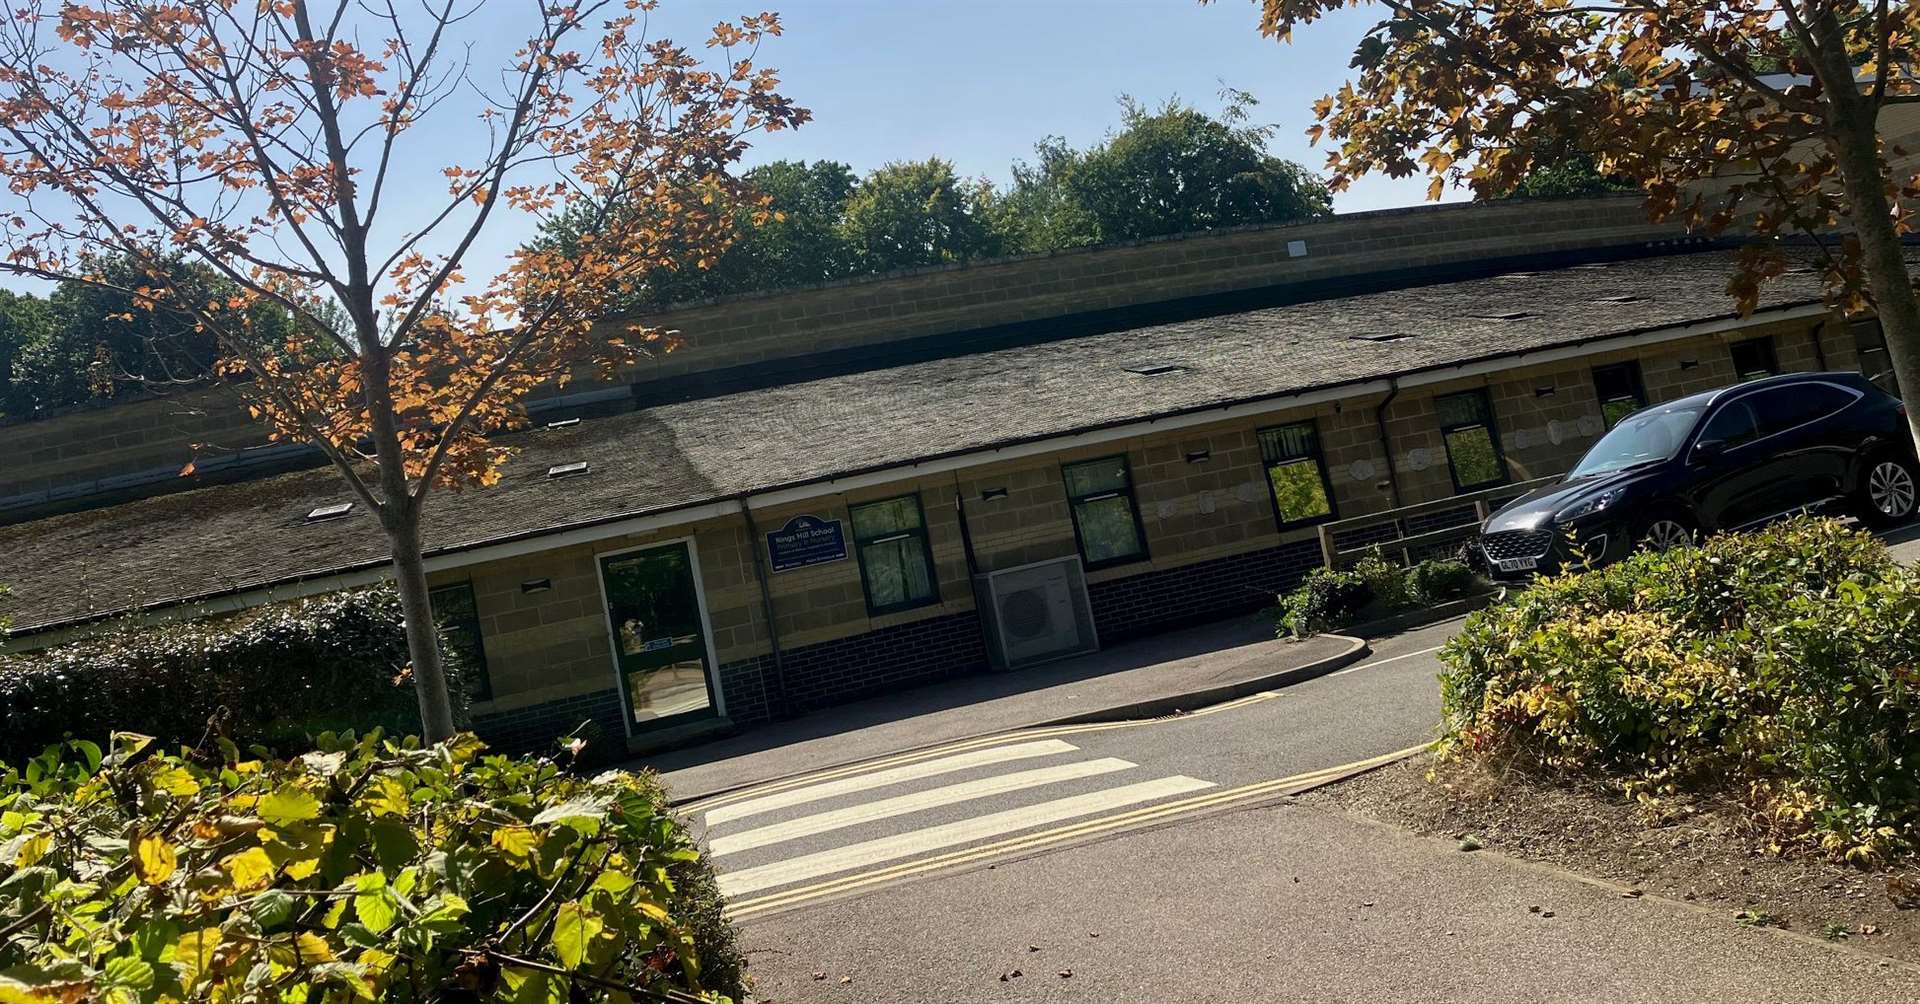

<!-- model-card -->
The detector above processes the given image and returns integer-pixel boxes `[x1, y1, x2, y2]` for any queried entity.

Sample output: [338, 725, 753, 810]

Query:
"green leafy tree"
[838, 158, 1004, 272]
[534, 160, 859, 311]
[993, 136, 1104, 252]
[1000, 95, 1331, 251]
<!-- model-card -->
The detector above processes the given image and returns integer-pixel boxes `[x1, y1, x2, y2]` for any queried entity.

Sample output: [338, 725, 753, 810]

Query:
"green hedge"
[1439, 517, 1919, 864]
[0, 588, 466, 764]
[1274, 556, 1482, 638]
[0, 731, 745, 1002]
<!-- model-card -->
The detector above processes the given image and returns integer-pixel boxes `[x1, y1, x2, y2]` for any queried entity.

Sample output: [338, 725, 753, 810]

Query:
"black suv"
[1474, 372, 1919, 581]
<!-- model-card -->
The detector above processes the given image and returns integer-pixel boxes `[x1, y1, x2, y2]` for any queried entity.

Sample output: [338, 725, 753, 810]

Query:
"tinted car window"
[1700, 399, 1761, 447]
[1567, 404, 1704, 477]
[1753, 384, 1855, 434]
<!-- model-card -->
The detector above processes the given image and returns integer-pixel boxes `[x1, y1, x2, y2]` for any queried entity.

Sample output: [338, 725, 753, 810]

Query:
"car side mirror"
[1692, 439, 1727, 464]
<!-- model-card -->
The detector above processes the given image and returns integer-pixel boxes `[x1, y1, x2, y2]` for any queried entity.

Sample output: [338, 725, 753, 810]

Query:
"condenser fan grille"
[999, 588, 1053, 639]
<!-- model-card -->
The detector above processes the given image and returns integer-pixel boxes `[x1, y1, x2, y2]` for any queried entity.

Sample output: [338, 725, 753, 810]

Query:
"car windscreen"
[1567, 404, 1704, 478]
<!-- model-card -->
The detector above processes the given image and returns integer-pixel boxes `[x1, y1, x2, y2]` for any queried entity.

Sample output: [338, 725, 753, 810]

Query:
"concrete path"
[742, 796, 1920, 1002]
[638, 614, 1363, 803]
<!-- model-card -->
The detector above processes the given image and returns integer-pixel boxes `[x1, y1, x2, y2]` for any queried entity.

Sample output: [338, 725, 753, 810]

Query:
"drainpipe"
[952, 474, 982, 579]
[1810, 322, 1829, 370]
[1373, 378, 1404, 509]
[737, 496, 790, 720]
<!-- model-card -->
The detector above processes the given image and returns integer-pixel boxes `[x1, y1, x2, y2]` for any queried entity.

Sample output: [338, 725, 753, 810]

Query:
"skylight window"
[1595, 294, 1646, 304]
[305, 502, 353, 523]
[545, 418, 581, 429]
[1470, 311, 1537, 321]
[547, 462, 590, 479]
[1348, 333, 1413, 343]
[1495, 272, 1539, 280]
[1125, 364, 1187, 377]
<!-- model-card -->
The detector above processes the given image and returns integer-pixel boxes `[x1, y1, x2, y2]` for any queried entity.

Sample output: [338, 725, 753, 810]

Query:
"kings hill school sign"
[766, 515, 849, 573]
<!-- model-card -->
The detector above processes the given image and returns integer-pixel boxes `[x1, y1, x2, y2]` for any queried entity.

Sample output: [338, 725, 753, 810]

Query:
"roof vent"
[1125, 364, 1187, 377]
[1495, 272, 1539, 280]
[546, 417, 581, 429]
[305, 502, 354, 523]
[1470, 311, 1536, 321]
[1348, 333, 1413, 343]
[1595, 294, 1646, 304]
[1573, 263, 1613, 271]
[547, 461, 590, 479]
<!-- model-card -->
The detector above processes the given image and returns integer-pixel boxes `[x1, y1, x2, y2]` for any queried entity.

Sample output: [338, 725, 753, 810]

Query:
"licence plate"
[1495, 557, 1539, 573]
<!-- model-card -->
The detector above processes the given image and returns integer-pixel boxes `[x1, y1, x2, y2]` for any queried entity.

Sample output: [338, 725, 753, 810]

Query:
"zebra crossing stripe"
[716, 775, 1216, 897]
[702, 739, 1080, 826]
[707, 757, 1138, 857]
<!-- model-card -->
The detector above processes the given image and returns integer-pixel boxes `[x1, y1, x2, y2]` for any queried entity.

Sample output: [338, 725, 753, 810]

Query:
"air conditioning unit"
[974, 555, 1100, 670]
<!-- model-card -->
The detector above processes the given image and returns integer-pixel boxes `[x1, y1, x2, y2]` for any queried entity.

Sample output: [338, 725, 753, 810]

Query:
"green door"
[600, 543, 717, 729]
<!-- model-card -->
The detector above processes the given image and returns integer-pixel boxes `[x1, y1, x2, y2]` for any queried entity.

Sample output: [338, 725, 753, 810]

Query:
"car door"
[1687, 396, 1775, 530]
[1748, 383, 1861, 512]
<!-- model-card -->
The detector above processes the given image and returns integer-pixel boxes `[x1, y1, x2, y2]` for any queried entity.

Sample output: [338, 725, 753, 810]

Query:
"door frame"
[594, 534, 727, 736]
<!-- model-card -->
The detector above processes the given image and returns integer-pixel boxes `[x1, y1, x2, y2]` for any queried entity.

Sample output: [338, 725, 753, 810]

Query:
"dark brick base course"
[472, 687, 626, 760]
[1088, 539, 1324, 644]
[720, 610, 988, 723]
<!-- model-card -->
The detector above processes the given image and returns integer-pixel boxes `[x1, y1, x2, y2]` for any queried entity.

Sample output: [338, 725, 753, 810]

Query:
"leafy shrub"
[1439, 517, 1918, 863]
[0, 731, 745, 1002]
[1275, 567, 1372, 638]
[1352, 551, 1410, 610]
[0, 588, 466, 765]
[1407, 559, 1477, 605]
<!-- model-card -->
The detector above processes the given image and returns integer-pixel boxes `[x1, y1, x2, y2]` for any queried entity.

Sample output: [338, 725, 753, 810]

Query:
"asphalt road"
[682, 621, 1455, 919]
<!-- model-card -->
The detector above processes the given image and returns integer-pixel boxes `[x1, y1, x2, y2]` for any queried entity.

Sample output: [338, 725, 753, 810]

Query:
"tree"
[1225, 0, 1920, 453]
[0, 2, 806, 740]
[839, 158, 1002, 272]
[1048, 95, 1332, 243]
[534, 158, 856, 311]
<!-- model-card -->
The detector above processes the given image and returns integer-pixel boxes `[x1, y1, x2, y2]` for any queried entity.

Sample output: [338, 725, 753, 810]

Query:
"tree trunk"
[1807, 14, 1920, 456]
[1831, 117, 1920, 457]
[386, 508, 458, 743]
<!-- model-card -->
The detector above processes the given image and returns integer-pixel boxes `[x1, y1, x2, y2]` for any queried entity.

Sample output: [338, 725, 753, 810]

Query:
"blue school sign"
[766, 515, 848, 573]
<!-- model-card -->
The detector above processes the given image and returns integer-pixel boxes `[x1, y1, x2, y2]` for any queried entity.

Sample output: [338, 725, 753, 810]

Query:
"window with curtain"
[850, 494, 939, 614]
[1062, 455, 1148, 568]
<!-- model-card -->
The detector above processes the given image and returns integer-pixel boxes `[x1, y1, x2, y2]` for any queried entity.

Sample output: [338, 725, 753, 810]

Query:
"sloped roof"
[0, 247, 1846, 635]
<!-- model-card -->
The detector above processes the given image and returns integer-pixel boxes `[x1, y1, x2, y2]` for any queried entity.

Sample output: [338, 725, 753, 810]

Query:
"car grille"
[1482, 528, 1554, 562]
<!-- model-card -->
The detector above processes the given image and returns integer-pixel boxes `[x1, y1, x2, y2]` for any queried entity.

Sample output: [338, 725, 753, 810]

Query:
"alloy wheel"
[1869, 460, 1917, 518]
[1641, 519, 1693, 552]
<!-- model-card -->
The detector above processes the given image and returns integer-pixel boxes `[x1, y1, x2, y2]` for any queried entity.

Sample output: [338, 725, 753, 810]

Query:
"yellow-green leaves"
[131, 832, 175, 885]
[550, 902, 605, 969]
[256, 785, 322, 825]
[221, 846, 275, 892]
[0, 731, 734, 1001]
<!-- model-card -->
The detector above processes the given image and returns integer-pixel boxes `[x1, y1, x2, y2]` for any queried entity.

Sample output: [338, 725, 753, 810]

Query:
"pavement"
[639, 613, 1366, 803]
[740, 796, 1920, 1003]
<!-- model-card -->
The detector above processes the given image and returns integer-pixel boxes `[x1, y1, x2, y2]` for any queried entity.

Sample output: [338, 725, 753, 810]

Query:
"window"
[1433, 389, 1508, 490]
[1853, 319, 1896, 393]
[1062, 455, 1149, 569]
[849, 494, 940, 615]
[1700, 398, 1762, 449]
[1729, 336, 1779, 380]
[1257, 421, 1336, 529]
[1591, 361, 1648, 429]
[1752, 383, 1857, 434]
[430, 582, 492, 702]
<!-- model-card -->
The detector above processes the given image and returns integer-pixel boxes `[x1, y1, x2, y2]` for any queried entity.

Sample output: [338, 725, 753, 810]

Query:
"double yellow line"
[682, 689, 1284, 818]
[725, 743, 1425, 921]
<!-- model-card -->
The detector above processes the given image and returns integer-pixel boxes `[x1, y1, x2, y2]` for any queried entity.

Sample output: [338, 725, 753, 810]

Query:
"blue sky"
[5, 1, 1462, 297]
[427, 0, 1455, 285]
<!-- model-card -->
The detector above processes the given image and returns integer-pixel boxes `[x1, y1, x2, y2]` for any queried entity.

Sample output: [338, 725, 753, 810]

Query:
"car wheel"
[1861, 454, 1919, 526]
[1635, 514, 1696, 553]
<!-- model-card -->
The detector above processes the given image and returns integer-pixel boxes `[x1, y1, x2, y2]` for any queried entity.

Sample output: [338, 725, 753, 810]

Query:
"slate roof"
[0, 247, 1854, 635]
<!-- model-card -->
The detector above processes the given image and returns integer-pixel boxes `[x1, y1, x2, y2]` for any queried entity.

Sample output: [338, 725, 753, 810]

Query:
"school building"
[0, 193, 1900, 753]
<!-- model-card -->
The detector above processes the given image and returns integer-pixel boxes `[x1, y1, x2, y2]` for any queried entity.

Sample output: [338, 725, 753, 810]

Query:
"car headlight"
[1556, 488, 1625, 522]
